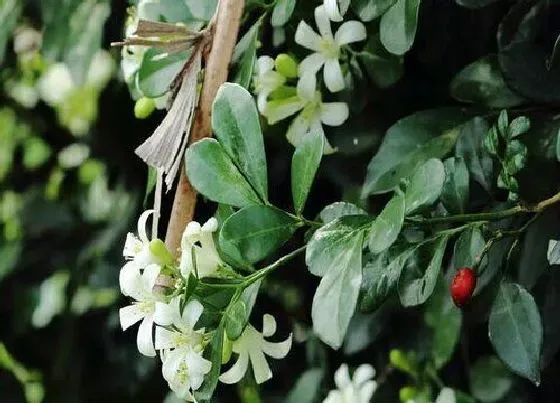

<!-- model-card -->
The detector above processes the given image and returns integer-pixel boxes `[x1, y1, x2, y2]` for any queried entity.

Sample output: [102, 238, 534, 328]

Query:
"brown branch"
[165, 0, 245, 256]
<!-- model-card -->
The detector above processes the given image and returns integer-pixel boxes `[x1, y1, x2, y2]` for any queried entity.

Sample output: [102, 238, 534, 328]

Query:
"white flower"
[154, 297, 205, 351]
[253, 56, 286, 114]
[219, 314, 292, 385]
[264, 72, 348, 153]
[119, 263, 161, 357]
[435, 388, 456, 403]
[162, 346, 212, 401]
[179, 218, 222, 279]
[324, 0, 350, 22]
[295, 5, 366, 92]
[323, 364, 377, 403]
[123, 210, 159, 269]
[38, 63, 74, 105]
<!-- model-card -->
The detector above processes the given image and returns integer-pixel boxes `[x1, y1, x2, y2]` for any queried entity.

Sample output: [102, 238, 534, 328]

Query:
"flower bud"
[222, 332, 233, 364]
[134, 97, 156, 119]
[389, 349, 415, 375]
[149, 239, 174, 266]
[275, 54, 298, 78]
[399, 386, 417, 403]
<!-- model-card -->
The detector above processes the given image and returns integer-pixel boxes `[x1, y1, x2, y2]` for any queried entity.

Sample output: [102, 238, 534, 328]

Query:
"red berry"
[451, 267, 477, 307]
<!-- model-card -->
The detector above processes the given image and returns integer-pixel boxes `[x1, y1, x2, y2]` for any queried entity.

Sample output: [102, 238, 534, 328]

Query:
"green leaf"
[505, 140, 528, 174]
[441, 157, 469, 214]
[497, 110, 509, 138]
[368, 191, 405, 253]
[352, 0, 396, 22]
[233, 19, 262, 89]
[488, 283, 542, 385]
[319, 202, 367, 224]
[455, 0, 501, 8]
[450, 54, 524, 108]
[0, 0, 23, 64]
[292, 130, 324, 214]
[271, 0, 296, 27]
[225, 300, 247, 340]
[0, 241, 22, 282]
[138, 49, 189, 98]
[363, 108, 469, 196]
[399, 235, 450, 307]
[379, 0, 421, 55]
[185, 0, 218, 21]
[452, 227, 485, 270]
[470, 356, 513, 402]
[194, 320, 224, 401]
[22, 137, 52, 170]
[286, 368, 324, 403]
[219, 205, 300, 265]
[404, 158, 445, 215]
[425, 276, 462, 369]
[185, 138, 261, 208]
[212, 83, 268, 202]
[556, 129, 560, 162]
[455, 117, 494, 192]
[508, 116, 531, 138]
[483, 126, 499, 156]
[306, 215, 372, 349]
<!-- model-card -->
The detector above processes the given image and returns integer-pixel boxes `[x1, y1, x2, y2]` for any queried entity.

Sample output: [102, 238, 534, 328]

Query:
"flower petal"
[201, 217, 218, 232]
[320, 102, 349, 126]
[137, 210, 154, 243]
[123, 233, 142, 259]
[256, 56, 274, 76]
[186, 348, 212, 390]
[181, 299, 204, 329]
[119, 262, 141, 298]
[296, 72, 317, 102]
[286, 114, 312, 148]
[219, 350, 249, 384]
[119, 304, 144, 330]
[154, 326, 176, 350]
[137, 315, 156, 357]
[142, 264, 161, 291]
[435, 387, 456, 403]
[353, 364, 375, 385]
[299, 53, 326, 78]
[324, 0, 343, 22]
[262, 314, 277, 337]
[261, 333, 293, 359]
[335, 21, 367, 45]
[265, 97, 304, 125]
[323, 59, 345, 92]
[249, 347, 272, 384]
[359, 380, 378, 402]
[309, 120, 337, 155]
[315, 5, 334, 40]
[295, 21, 322, 52]
[334, 364, 351, 389]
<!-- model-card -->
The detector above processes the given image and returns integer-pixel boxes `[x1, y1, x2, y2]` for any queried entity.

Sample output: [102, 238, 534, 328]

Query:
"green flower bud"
[222, 332, 233, 364]
[134, 97, 156, 119]
[149, 239, 174, 266]
[389, 349, 416, 375]
[275, 53, 298, 78]
[399, 386, 417, 403]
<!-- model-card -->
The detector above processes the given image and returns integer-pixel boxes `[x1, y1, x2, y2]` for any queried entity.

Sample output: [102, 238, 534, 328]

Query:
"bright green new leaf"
[220, 205, 301, 265]
[368, 191, 405, 253]
[441, 157, 469, 214]
[489, 283, 542, 385]
[306, 215, 372, 348]
[404, 158, 445, 215]
[352, 0, 396, 22]
[292, 130, 324, 214]
[452, 227, 485, 270]
[380, 0, 421, 55]
[319, 202, 367, 224]
[138, 49, 189, 98]
[470, 356, 513, 402]
[271, 0, 296, 27]
[212, 83, 268, 202]
[399, 235, 450, 306]
[185, 138, 262, 207]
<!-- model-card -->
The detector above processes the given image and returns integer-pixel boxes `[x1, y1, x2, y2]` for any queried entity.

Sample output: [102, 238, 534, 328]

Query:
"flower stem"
[243, 246, 307, 287]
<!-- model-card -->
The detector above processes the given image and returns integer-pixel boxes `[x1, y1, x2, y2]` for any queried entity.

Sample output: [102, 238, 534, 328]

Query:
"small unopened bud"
[399, 386, 417, 403]
[222, 332, 233, 364]
[134, 97, 156, 119]
[389, 349, 416, 376]
[149, 239, 174, 266]
[275, 53, 298, 78]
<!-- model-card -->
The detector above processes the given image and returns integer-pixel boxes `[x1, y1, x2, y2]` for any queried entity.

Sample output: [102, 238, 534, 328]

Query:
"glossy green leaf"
[185, 138, 261, 207]
[138, 49, 189, 98]
[399, 235, 450, 307]
[489, 283, 542, 385]
[505, 140, 528, 174]
[292, 130, 324, 214]
[225, 300, 247, 340]
[194, 320, 224, 401]
[470, 356, 513, 402]
[271, 0, 296, 27]
[319, 202, 367, 224]
[220, 205, 300, 265]
[455, 0, 501, 8]
[286, 368, 324, 403]
[363, 108, 469, 196]
[452, 227, 485, 270]
[380, 0, 421, 55]
[450, 54, 524, 108]
[0, 0, 23, 64]
[352, 0, 396, 22]
[306, 215, 372, 348]
[233, 19, 262, 89]
[441, 157, 469, 214]
[212, 83, 268, 202]
[404, 158, 445, 215]
[368, 191, 405, 253]
[483, 126, 499, 156]
[547, 240, 560, 265]
[508, 116, 531, 138]
[455, 117, 494, 192]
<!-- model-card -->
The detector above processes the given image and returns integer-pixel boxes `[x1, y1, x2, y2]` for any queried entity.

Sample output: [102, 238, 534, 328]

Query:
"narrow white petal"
[256, 56, 274, 76]
[249, 347, 272, 384]
[320, 102, 349, 126]
[261, 333, 292, 359]
[314, 6, 333, 40]
[335, 21, 367, 45]
[181, 299, 204, 329]
[299, 53, 326, 78]
[137, 210, 154, 243]
[162, 348, 182, 381]
[286, 114, 312, 148]
[119, 304, 144, 330]
[201, 217, 218, 232]
[123, 233, 142, 259]
[334, 364, 351, 389]
[323, 390, 343, 403]
[257, 93, 269, 114]
[359, 380, 378, 402]
[137, 315, 156, 357]
[262, 314, 277, 337]
[323, 59, 345, 92]
[154, 300, 176, 326]
[142, 264, 161, 291]
[309, 120, 337, 154]
[265, 97, 304, 125]
[219, 351, 250, 384]
[295, 21, 323, 52]
[186, 349, 212, 390]
[119, 262, 141, 298]
[297, 72, 317, 102]
[154, 327, 176, 350]
[353, 364, 375, 385]
[324, 0, 343, 22]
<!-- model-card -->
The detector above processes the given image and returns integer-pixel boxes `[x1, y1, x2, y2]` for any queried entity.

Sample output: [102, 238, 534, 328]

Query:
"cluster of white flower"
[255, 1, 366, 152]
[118, 210, 292, 400]
[323, 363, 377, 403]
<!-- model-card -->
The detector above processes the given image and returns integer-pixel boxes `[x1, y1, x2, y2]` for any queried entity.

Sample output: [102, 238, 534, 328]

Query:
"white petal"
[323, 59, 345, 92]
[335, 21, 367, 45]
[186, 348, 212, 390]
[320, 102, 349, 126]
[154, 327, 176, 350]
[162, 348, 183, 382]
[181, 299, 204, 329]
[256, 56, 274, 76]
[295, 21, 323, 52]
[262, 314, 277, 337]
[286, 114, 312, 148]
[299, 53, 326, 78]
[297, 72, 317, 102]
[359, 380, 378, 402]
[137, 315, 156, 357]
[324, 0, 344, 22]
[257, 93, 269, 114]
[323, 390, 342, 403]
[123, 233, 142, 259]
[154, 299, 177, 326]
[202, 217, 218, 232]
[261, 333, 292, 359]
[183, 221, 202, 243]
[219, 351, 249, 384]
[137, 210, 154, 243]
[353, 364, 375, 385]
[314, 5, 333, 40]
[309, 120, 337, 155]
[435, 388, 456, 403]
[334, 364, 351, 389]
[142, 264, 161, 291]
[265, 97, 304, 125]
[119, 304, 144, 330]
[119, 262, 141, 298]
[249, 347, 272, 384]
